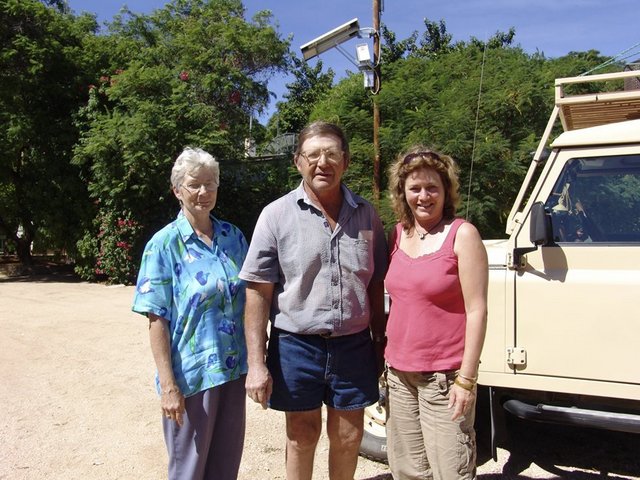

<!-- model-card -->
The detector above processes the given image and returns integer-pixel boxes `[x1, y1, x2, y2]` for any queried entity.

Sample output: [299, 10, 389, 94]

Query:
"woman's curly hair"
[388, 145, 461, 231]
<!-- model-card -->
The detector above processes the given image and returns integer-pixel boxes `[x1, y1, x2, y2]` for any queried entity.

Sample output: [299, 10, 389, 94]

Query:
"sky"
[66, 0, 640, 122]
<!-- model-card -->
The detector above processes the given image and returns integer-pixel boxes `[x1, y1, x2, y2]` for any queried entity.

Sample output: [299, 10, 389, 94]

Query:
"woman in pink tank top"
[383, 147, 488, 479]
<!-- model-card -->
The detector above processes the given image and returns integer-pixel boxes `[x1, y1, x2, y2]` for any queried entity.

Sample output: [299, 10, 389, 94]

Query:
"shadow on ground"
[483, 415, 640, 479]
[0, 257, 81, 283]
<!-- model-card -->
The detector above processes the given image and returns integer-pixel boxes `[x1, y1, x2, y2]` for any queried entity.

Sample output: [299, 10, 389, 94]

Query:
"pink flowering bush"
[75, 209, 142, 285]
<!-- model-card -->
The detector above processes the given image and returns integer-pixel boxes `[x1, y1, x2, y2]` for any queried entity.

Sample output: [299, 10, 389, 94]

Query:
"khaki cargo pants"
[386, 368, 477, 480]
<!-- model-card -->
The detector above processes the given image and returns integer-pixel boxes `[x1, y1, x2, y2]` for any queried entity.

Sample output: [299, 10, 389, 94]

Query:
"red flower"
[179, 71, 190, 81]
[229, 90, 241, 105]
[99, 75, 110, 83]
[88, 84, 96, 91]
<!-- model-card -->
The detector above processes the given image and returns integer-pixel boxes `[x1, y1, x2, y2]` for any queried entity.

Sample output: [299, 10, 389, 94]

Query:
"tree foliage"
[265, 56, 335, 139]
[307, 28, 616, 237]
[415, 18, 453, 57]
[1, 3, 624, 284]
[72, 0, 290, 283]
[0, 0, 97, 263]
[380, 25, 416, 64]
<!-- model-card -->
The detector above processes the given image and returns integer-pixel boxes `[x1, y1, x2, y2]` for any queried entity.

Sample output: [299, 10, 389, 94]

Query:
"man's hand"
[373, 337, 386, 378]
[246, 363, 273, 409]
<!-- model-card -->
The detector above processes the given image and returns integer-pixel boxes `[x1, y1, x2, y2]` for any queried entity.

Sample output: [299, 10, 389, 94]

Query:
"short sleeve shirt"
[132, 212, 248, 397]
[239, 182, 388, 336]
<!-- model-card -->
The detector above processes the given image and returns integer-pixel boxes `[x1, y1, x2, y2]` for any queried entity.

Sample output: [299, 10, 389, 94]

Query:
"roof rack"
[506, 70, 640, 234]
[556, 70, 640, 131]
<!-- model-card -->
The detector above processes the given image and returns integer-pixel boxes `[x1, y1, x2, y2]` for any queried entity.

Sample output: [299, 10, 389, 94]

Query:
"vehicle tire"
[359, 389, 388, 463]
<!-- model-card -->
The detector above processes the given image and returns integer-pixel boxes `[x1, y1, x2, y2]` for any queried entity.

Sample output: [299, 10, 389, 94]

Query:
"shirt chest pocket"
[342, 238, 373, 276]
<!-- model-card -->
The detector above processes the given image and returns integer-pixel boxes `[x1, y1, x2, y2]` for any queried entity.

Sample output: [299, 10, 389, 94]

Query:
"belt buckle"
[319, 331, 333, 338]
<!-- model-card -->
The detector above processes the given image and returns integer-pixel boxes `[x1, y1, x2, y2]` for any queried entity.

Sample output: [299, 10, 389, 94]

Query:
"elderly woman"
[132, 147, 248, 480]
[384, 147, 488, 480]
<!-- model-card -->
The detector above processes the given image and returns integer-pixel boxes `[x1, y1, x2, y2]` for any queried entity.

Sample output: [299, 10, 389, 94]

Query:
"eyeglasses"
[180, 181, 218, 194]
[299, 148, 344, 166]
[402, 151, 442, 165]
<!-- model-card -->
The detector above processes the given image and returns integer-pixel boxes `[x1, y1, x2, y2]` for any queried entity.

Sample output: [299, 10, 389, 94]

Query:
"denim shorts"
[266, 326, 379, 411]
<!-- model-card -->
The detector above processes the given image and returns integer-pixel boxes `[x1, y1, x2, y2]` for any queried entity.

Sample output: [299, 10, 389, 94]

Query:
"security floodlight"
[300, 18, 360, 61]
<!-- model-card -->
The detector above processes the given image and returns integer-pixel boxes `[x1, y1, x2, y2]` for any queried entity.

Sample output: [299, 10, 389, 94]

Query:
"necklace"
[415, 218, 444, 240]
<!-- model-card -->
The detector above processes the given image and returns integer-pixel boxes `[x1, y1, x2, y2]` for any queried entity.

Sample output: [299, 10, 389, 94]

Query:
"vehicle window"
[544, 154, 640, 243]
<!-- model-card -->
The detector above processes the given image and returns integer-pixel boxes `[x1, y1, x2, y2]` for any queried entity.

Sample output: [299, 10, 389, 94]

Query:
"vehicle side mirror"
[510, 202, 554, 269]
[530, 202, 553, 246]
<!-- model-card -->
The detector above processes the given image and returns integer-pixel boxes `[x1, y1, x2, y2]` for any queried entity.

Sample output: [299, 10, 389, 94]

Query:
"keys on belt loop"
[436, 372, 448, 394]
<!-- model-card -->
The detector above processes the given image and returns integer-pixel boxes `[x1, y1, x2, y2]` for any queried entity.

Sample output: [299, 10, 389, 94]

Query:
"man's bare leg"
[326, 406, 365, 480]
[285, 409, 322, 480]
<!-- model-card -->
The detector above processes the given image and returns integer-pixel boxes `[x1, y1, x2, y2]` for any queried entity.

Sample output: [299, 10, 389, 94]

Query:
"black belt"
[272, 326, 366, 339]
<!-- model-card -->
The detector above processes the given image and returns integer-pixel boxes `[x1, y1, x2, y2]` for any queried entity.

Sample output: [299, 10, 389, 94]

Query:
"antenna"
[466, 41, 488, 221]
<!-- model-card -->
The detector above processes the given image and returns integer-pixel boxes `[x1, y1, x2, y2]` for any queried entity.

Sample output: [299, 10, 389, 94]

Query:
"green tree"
[412, 18, 453, 57]
[265, 56, 335, 139]
[469, 28, 516, 50]
[72, 0, 290, 283]
[0, 0, 97, 264]
[306, 23, 614, 237]
[380, 24, 416, 64]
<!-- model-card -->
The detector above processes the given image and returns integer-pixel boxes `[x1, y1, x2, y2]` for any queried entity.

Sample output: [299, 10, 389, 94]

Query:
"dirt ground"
[1, 272, 639, 479]
[0, 273, 391, 480]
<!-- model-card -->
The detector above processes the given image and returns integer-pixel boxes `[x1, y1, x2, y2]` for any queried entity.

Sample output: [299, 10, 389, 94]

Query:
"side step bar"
[503, 399, 640, 434]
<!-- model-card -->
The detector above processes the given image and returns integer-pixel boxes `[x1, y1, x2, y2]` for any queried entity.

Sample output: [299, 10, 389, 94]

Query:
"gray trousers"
[162, 376, 246, 480]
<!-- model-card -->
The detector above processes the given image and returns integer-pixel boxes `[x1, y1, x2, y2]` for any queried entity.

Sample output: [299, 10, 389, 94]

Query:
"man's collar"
[295, 181, 360, 209]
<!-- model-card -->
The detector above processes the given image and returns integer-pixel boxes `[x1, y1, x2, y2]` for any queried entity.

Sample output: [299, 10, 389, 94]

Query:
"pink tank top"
[384, 218, 466, 372]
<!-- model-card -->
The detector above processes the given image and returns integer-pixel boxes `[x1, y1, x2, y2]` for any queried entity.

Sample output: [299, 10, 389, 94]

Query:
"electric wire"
[580, 41, 640, 76]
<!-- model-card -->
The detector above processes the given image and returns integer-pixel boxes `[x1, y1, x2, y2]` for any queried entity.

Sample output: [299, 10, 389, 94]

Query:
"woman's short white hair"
[170, 147, 219, 189]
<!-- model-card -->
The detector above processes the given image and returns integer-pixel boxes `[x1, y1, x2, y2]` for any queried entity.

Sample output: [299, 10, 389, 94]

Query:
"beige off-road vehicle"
[360, 69, 640, 463]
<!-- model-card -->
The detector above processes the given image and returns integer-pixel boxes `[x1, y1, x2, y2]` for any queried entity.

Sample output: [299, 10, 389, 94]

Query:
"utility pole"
[372, 0, 381, 204]
[299, 8, 382, 201]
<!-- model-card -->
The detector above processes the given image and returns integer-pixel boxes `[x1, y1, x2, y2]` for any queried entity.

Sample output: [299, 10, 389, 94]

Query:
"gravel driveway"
[1, 273, 638, 479]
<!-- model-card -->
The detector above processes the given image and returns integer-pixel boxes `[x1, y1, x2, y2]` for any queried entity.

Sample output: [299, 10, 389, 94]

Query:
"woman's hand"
[161, 386, 185, 426]
[148, 314, 185, 425]
[448, 382, 476, 421]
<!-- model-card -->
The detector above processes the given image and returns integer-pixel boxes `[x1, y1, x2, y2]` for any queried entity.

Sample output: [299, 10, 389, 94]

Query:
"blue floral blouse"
[132, 212, 248, 397]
